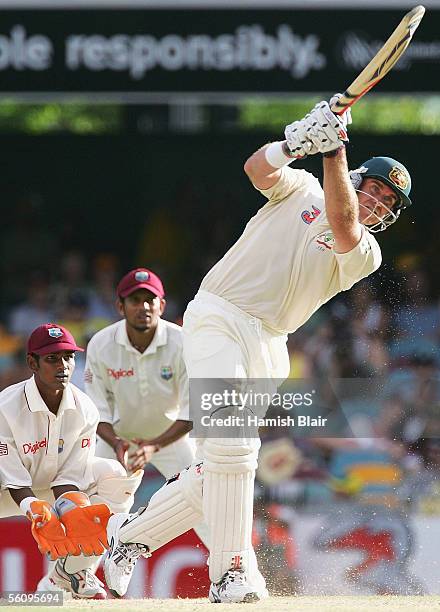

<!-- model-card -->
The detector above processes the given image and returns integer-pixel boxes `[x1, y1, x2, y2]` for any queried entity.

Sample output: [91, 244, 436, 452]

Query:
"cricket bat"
[331, 5, 425, 115]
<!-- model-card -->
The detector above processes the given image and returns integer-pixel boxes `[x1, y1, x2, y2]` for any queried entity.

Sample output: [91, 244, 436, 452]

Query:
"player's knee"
[176, 462, 203, 511]
[203, 438, 258, 474]
[119, 463, 204, 548]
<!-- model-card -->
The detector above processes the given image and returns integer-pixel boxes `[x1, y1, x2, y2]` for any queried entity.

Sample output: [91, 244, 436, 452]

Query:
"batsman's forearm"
[243, 143, 283, 190]
[323, 147, 359, 228]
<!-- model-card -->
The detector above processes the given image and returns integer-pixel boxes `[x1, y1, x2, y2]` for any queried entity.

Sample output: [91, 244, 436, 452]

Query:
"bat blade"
[331, 5, 425, 115]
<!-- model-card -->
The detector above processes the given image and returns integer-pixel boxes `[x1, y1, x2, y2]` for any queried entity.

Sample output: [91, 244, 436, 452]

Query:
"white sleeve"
[84, 340, 114, 425]
[257, 167, 312, 204]
[175, 352, 190, 422]
[334, 228, 382, 291]
[0, 413, 32, 489]
[51, 404, 99, 488]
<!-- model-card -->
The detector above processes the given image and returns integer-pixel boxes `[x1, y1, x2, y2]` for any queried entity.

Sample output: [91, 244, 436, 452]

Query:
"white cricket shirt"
[84, 318, 189, 439]
[201, 167, 382, 335]
[0, 376, 98, 491]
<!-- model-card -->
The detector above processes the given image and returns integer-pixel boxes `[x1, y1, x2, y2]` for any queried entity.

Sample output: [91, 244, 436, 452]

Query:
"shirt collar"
[24, 376, 77, 414]
[116, 318, 168, 356]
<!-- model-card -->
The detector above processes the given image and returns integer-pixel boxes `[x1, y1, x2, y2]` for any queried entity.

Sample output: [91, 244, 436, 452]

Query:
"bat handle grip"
[331, 104, 348, 116]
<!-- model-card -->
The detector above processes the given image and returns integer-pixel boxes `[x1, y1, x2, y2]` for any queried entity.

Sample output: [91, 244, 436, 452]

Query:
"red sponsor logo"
[23, 438, 47, 455]
[231, 554, 242, 570]
[107, 367, 134, 380]
[301, 205, 321, 224]
[81, 438, 91, 448]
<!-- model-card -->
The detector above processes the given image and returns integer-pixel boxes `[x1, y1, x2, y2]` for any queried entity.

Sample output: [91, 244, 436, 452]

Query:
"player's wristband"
[264, 141, 296, 168]
[20, 496, 40, 517]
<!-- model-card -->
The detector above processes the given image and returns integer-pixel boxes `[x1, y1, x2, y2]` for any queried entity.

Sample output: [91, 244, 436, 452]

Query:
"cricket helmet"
[350, 156, 412, 232]
[350, 156, 412, 209]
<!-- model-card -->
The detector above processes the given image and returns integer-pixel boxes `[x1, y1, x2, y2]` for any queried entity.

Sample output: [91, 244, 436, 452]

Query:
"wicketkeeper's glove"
[27, 499, 79, 560]
[54, 491, 111, 556]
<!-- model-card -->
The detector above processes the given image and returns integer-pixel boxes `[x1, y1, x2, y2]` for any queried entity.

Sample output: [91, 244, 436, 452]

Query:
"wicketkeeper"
[0, 323, 143, 598]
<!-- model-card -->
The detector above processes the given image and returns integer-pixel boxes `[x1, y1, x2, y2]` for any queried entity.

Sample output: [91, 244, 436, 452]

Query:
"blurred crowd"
[0, 250, 121, 389]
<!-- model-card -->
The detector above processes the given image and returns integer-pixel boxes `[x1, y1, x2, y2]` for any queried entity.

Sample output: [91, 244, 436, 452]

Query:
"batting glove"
[284, 120, 319, 159]
[329, 93, 352, 127]
[303, 97, 351, 154]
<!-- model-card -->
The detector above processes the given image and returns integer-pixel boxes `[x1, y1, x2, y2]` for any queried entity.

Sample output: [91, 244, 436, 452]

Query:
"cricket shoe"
[104, 513, 150, 598]
[209, 569, 260, 603]
[40, 559, 106, 599]
[36, 574, 65, 595]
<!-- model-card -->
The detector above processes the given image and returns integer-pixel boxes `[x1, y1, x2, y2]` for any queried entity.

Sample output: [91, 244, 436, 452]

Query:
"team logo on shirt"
[301, 205, 322, 225]
[315, 231, 335, 251]
[23, 438, 47, 455]
[160, 365, 173, 380]
[0, 443, 8, 456]
[58, 438, 64, 454]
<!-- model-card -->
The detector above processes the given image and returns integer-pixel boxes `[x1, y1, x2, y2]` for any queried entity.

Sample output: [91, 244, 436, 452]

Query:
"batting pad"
[119, 463, 203, 549]
[91, 466, 143, 514]
[204, 469, 255, 583]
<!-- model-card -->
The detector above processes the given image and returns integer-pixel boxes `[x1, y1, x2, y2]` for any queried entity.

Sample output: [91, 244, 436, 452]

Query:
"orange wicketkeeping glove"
[54, 492, 111, 556]
[27, 500, 79, 560]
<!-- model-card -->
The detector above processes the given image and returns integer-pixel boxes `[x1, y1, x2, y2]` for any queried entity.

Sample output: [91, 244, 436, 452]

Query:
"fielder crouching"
[0, 323, 143, 599]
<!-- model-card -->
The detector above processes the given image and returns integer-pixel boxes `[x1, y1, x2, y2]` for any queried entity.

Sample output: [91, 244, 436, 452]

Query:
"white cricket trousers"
[96, 434, 209, 547]
[182, 290, 289, 585]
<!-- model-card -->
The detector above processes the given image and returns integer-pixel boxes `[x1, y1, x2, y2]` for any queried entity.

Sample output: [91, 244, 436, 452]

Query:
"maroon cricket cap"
[116, 268, 165, 299]
[27, 323, 84, 356]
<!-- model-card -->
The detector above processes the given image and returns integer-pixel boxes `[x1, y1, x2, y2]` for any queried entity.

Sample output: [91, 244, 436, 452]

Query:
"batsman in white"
[85, 267, 207, 545]
[103, 95, 413, 602]
[0, 324, 142, 599]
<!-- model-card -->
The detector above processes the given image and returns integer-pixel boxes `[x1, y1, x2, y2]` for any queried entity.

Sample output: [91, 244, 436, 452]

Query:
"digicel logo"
[23, 438, 47, 455]
[107, 368, 135, 380]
